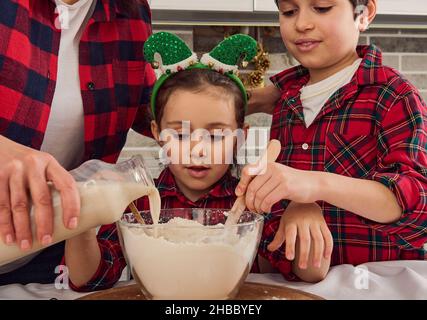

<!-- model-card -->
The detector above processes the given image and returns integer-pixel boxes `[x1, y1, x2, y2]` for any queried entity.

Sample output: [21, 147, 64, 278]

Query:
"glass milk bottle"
[0, 155, 160, 267]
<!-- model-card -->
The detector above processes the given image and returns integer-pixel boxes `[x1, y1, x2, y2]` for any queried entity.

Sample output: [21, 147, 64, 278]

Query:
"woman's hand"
[0, 136, 80, 250]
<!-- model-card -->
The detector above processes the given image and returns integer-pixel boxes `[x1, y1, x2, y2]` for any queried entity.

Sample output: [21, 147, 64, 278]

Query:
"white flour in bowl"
[120, 217, 259, 300]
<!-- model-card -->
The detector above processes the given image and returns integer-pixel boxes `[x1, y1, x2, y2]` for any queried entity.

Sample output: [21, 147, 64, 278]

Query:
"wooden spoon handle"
[128, 201, 146, 224]
[266, 139, 281, 164]
[226, 139, 282, 225]
[230, 196, 246, 214]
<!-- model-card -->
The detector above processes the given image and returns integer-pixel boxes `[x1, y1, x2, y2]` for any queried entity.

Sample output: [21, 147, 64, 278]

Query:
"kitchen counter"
[1, 260, 427, 300]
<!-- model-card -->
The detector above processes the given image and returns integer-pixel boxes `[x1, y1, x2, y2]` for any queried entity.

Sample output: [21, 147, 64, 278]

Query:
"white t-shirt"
[300, 58, 362, 128]
[0, 0, 95, 275]
[40, 0, 95, 170]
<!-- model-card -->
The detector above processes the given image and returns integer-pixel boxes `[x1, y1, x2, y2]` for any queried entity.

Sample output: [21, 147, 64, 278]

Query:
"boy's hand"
[267, 202, 333, 270]
[236, 162, 320, 213]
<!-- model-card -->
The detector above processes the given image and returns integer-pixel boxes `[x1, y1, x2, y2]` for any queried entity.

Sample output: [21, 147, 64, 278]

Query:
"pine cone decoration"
[255, 54, 271, 72]
[247, 70, 264, 88]
[240, 41, 271, 89]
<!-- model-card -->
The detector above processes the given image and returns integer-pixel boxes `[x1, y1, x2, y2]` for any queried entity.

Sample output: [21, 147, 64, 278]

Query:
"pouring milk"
[0, 156, 160, 267]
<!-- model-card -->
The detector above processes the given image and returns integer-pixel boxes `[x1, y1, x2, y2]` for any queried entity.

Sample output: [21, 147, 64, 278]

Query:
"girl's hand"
[267, 202, 333, 270]
[236, 162, 321, 213]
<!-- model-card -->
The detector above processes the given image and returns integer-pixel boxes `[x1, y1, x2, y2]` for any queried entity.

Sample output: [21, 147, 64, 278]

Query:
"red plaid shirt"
[0, 0, 155, 162]
[136, 167, 239, 211]
[0, 0, 156, 289]
[261, 45, 427, 280]
[73, 167, 240, 291]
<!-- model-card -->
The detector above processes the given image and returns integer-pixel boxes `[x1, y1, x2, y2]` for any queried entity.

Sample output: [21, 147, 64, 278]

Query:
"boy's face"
[151, 89, 246, 201]
[277, 0, 367, 73]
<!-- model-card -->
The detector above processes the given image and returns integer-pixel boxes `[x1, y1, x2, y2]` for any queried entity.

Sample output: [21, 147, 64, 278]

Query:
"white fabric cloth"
[1, 261, 427, 300]
[300, 58, 362, 127]
[248, 260, 427, 300]
[40, 0, 95, 170]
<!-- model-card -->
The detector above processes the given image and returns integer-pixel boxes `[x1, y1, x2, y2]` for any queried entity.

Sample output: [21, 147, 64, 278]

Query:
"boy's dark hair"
[350, 0, 369, 9]
[154, 68, 245, 128]
[275, 0, 369, 18]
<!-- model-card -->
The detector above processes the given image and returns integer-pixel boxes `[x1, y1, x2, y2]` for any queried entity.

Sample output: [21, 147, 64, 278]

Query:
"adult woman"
[0, 0, 155, 290]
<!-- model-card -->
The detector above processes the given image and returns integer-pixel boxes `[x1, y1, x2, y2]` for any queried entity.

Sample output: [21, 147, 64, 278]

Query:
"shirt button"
[302, 143, 309, 150]
[87, 82, 95, 91]
[289, 98, 296, 103]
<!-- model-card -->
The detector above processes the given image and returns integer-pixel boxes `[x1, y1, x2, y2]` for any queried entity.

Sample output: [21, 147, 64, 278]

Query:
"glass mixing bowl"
[118, 208, 263, 300]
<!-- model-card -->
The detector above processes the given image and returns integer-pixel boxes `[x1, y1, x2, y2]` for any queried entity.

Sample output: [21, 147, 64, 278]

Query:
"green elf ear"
[144, 32, 198, 117]
[145, 32, 258, 118]
[144, 31, 198, 75]
[200, 34, 258, 75]
[200, 34, 257, 109]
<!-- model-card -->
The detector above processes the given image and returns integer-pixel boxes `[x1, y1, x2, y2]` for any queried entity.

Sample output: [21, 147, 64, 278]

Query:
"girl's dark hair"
[154, 68, 246, 128]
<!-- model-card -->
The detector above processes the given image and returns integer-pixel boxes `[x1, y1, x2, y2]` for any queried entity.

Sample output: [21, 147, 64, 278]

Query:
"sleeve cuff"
[68, 254, 109, 292]
[367, 172, 427, 248]
[372, 172, 421, 215]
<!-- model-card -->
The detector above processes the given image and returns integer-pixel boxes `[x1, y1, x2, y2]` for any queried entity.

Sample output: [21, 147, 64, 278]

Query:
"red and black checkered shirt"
[0, 0, 156, 162]
[261, 45, 427, 280]
[72, 167, 241, 291]
[136, 167, 239, 211]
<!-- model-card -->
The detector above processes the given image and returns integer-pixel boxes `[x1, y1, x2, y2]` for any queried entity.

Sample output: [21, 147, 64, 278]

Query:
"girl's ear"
[151, 120, 161, 143]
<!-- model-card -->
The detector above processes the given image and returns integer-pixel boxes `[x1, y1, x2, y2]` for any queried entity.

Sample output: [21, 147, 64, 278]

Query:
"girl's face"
[151, 88, 247, 202]
[278, 0, 372, 82]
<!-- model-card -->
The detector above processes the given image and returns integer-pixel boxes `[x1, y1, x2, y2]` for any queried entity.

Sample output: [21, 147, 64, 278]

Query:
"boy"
[241, 0, 427, 282]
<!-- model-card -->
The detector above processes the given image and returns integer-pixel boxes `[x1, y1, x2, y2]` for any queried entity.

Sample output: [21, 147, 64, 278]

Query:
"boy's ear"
[357, 0, 377, 32]
[151, 120, 161, 143]
[366, 0, 377, 23]
[358, 16, 369, 32]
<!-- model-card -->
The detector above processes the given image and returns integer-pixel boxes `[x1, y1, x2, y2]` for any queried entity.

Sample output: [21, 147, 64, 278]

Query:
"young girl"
[137, 68, 247, 214]
[241, 0, 427, 282]
[60, 32, 318, 291]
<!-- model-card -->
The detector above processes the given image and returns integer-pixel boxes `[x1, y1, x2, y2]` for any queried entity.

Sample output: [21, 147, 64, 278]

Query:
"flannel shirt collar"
[272, 44, 388, 92]
[270, 45, 389, 122]
[156, 167, 236, 203]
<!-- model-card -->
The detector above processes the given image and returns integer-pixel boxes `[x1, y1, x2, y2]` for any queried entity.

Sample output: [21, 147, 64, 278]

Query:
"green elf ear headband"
[144, 32, 258, 118]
